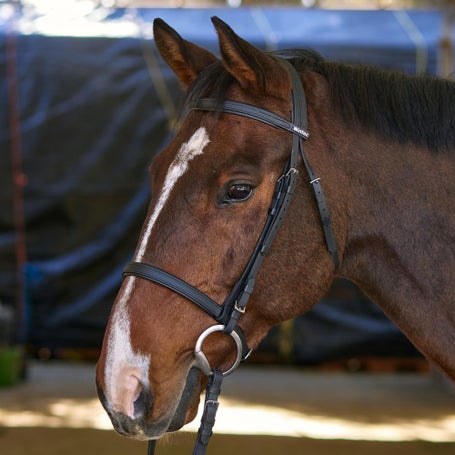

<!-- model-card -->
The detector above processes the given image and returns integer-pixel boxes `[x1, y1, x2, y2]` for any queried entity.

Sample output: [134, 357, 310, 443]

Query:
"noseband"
[122, 58, 339, 455]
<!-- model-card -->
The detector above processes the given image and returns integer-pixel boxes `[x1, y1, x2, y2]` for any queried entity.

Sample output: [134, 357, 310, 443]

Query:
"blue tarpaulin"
[1, 7, 439, 360]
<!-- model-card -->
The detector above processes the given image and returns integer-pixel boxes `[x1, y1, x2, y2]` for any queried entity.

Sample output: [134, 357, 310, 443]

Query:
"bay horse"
[96, 16, 455, 445]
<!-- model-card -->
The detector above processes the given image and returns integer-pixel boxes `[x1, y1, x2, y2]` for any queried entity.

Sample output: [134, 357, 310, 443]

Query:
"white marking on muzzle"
[135, 127, 210, 261]
[104, 277, 150, 417]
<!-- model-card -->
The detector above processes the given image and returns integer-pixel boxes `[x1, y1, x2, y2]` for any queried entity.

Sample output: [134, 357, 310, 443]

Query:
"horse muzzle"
[96, 367, 203, 440]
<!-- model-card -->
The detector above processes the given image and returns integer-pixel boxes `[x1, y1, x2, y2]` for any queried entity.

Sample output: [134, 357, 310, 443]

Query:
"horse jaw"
[167, 367, 204, 432]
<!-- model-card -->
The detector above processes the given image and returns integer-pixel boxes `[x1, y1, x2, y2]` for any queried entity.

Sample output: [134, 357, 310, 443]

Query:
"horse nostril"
[133, 386, 153, 419]
[104, 370, 152, 420]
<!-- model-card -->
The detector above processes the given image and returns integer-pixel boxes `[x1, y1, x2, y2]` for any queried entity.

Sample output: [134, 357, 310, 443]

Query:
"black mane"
[185, 49, 455, 153]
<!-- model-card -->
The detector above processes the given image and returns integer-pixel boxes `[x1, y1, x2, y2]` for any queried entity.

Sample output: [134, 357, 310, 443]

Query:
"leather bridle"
[122, 58, 339, 455]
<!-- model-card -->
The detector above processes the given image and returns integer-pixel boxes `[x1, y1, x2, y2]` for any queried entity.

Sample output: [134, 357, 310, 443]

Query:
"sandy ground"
[1, 361, 455, 455]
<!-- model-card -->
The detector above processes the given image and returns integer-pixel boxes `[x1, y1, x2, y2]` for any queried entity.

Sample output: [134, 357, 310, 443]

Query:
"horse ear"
[153, 18, 218, 88]
[211, 16, 289, 97]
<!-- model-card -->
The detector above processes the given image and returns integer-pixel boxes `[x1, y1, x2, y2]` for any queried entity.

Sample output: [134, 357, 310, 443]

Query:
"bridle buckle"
[234, 301, 246, 314]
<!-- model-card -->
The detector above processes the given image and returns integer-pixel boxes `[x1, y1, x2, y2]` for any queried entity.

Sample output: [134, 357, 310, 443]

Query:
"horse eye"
[226, 184, 253, 202]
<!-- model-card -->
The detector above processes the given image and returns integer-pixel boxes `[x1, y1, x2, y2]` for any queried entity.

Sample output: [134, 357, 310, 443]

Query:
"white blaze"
[104, 127, 210, 410]
[135, 126, 210, 261]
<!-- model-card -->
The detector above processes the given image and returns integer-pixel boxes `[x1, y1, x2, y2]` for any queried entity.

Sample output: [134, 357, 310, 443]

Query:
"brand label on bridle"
[292, 125, 309, 138]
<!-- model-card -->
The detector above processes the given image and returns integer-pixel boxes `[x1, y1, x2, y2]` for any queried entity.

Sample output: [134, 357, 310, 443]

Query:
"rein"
[122, 58, 339, 455]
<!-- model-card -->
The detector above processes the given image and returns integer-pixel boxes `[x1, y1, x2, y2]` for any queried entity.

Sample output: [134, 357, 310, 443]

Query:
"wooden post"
[439, 0, 455, 79]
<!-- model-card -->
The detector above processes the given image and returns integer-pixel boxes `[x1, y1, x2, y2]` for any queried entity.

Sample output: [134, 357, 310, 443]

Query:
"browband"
[193, 98, 309, 140]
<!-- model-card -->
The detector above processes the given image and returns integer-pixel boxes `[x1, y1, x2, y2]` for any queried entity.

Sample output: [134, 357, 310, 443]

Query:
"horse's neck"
[339, 140, 455, 380]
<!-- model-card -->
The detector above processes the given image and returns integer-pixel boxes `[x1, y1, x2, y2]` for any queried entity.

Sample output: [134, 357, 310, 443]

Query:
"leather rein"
[122, 58, 339, 455]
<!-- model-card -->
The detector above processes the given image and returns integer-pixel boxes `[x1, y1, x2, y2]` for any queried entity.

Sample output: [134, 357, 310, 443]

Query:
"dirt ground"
[1, 361, 455, 455]
[2, 428, 455, 455]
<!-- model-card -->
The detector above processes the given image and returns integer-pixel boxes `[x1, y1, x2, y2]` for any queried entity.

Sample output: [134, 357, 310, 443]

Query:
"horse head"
[95, 17, 339, 440]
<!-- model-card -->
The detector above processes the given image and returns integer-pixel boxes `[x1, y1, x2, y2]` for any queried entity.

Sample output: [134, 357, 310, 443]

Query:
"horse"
[96, 16, 455, 444]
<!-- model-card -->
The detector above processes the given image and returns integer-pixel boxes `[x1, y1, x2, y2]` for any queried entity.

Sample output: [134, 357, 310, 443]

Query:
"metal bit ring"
[194, 324, 243, 377]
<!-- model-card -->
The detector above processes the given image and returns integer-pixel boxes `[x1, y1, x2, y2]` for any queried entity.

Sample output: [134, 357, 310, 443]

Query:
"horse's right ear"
[153, 18, 218, 88]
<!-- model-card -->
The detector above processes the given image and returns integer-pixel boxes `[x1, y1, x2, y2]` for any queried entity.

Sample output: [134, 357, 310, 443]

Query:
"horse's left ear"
[212, 16, 290, 97]
[154, 18, 218, 88]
